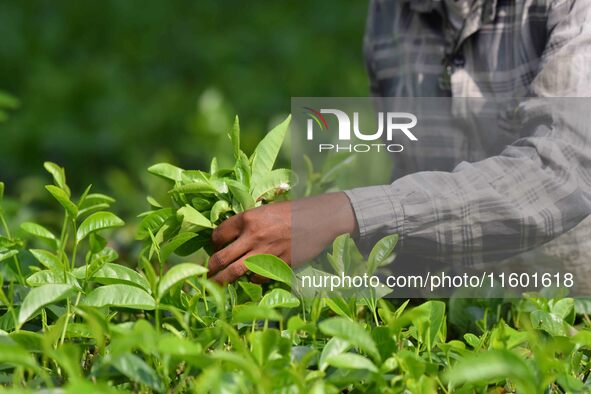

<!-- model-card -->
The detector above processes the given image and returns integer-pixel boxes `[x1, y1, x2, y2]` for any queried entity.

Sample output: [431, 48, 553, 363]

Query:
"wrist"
[320, 192, 358, 238]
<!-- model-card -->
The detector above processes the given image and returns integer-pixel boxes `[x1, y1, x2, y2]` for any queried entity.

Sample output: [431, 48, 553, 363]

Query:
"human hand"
[208, 192, 357, 284]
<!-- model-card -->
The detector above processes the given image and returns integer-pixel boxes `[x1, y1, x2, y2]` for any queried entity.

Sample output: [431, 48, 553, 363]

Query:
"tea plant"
[0, 117, 590, 393]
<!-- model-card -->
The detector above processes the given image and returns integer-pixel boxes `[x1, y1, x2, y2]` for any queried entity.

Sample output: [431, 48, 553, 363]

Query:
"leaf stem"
[0, 215, 24, 284]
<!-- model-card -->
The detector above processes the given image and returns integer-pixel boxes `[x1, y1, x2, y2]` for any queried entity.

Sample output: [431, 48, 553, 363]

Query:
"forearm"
[346, 127, 591, 265]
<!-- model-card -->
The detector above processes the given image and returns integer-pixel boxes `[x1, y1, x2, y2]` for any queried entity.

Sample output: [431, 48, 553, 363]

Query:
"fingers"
[250, 274, 269, 284]
[208, 235, 252, 277]
[211, 214, 243, 251]
[211, 251, 257, 284]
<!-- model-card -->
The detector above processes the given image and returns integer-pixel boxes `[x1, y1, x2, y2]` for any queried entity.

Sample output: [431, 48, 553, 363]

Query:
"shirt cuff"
[343, 185, 405, 246]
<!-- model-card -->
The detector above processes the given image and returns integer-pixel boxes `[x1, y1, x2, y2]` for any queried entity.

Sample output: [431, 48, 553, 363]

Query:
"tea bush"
[0, 117, 590, 393]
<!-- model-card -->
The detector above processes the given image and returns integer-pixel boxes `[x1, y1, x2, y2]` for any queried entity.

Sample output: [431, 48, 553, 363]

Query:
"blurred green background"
[0, 0, 369, 212]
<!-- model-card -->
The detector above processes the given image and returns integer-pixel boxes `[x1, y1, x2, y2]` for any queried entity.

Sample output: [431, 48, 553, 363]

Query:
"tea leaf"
[210, 200, 231, 223]
[234, 151, 251, 187]
[251, 115, 291, 183]
[0, 249, 19, 264]
[158, 263, 208, 300]
[367, 234, 398, 275]
[157, 335, 203, 357]
[160, 232, 198, 262]
[413, 301, 446, 347]
[109, 353, 164, 392]
[259, 288, 300, 309]
[46, 185, 78, 217]
[73, 263, 150, 293]
[30, 249, 64, 272]
[177, 205, 214, 230]
[148, 163, 184, 182]
[44, 162, 70, 196]
[26, 270, 79, 287]
[319, 337, 351, 371]
[77, 211, 125, 242]
[244, 254, 293, 287]
[250, 168, 294, 201]
[324, 297, 353, 318]
[231, 304, 282, 323]
[0, 341, 41, 371]
[230, 116, 241, 159]
[446, 349, 537, 393]
[226, 180, 255, 212]
[20, 222, 56, 241]
[238, 281, 263, 302]
[83, 284, 155, 310]
[79, 193, 115, 210]
[136, 208, 175, 240]
[318, 317, 380, 362]
[530, 310, 568, 336]
[326, 353, 378, 373]
[18, 284, 75, 326]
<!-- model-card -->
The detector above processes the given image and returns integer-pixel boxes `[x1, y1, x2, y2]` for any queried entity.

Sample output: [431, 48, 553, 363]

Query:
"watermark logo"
[304, 108, 418, 153]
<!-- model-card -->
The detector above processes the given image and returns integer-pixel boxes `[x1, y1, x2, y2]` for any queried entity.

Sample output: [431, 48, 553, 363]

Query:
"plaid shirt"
[345, 0, 591, 268]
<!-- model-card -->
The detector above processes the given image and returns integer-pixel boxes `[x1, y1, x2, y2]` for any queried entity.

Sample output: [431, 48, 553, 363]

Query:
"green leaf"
[326, 353, 378, 373]
[446, 349, 537, 393]
[328, 235, 362, 274]
[325, 297, 353, 318]
[18, 284, 75, 326]
[551, 298, 574, 320]
[318, 317, 380, 362]
[412, 301, 446, 347]
[250, 329, 283, 366]
[319, 337, 351, 371]
[234, 151, 252, 188]
[367, 234, 398, 275]
[530, 310, 568, 336]
[230, 116, 241, 159]
[73, 263, 150, 293]
[174, 181, 219, 195]
[259, 288, 300, 309]
[157, 335, 203, 357]
[148, 163, 184, 182]
[109, 353, 164, 392]
[0, 181, 4, 200]
[83, 284, 155, 310]
[0, 249, 19, 264]
[136, 208, 175, 240]
[30, 249, 64, 272]
[250, 168, 294, 201]
[65, 380, 120, 394]
[46, 185, 78, 217]
[158, 263, 208, 300]
[177, 205, 214, 231]
[44, 162, 70, 195]
[20, 222, 56, 241]
[160, 232, 198, 262]
[78, 194, 116, 217]
[26, 270, 79, 287]
[244, 254, 293, 287]
[146, 196, 162, 208]
[210, 200, 232, 223]
[77, 211, 125, 242]
[238, 281, 263, 302]
[0, 341, 40, 371]
[231, 304, 282, 323]
[226, 179, 255, 212]
[251, 115, 291, 182]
